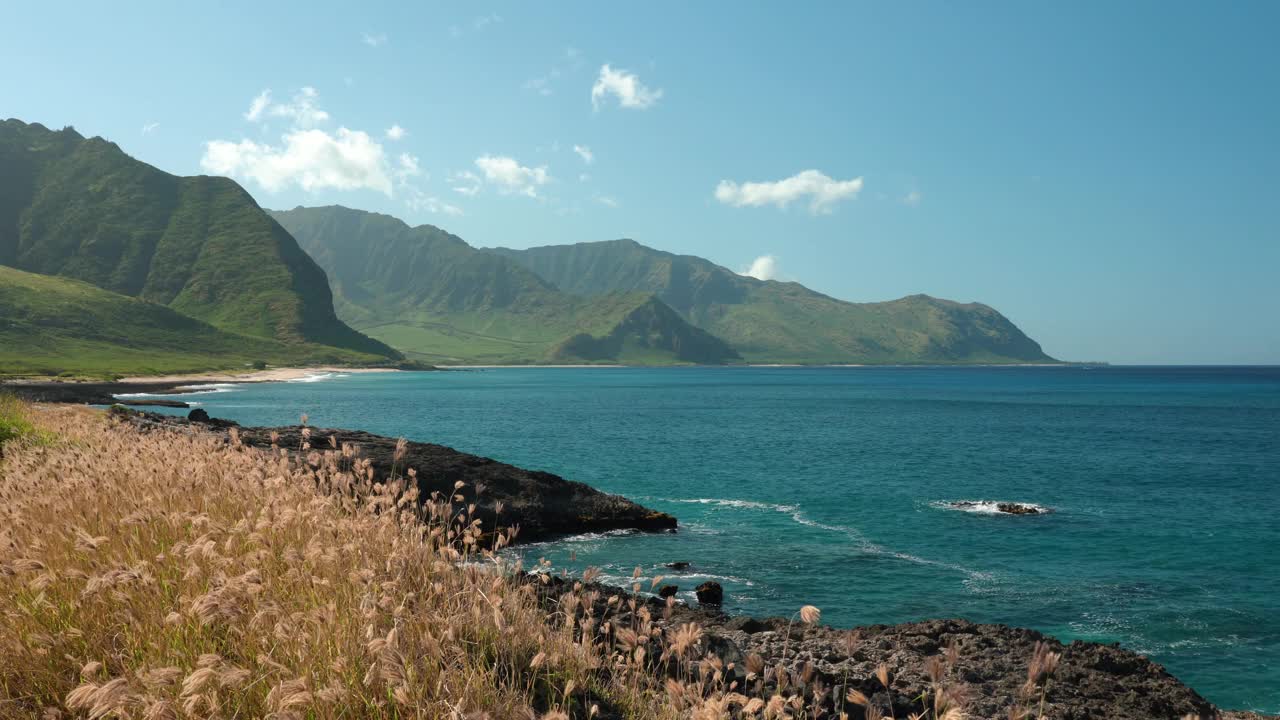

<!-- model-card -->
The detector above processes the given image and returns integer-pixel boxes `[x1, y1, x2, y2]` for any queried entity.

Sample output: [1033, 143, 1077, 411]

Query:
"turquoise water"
[128, 366, 1280, 712]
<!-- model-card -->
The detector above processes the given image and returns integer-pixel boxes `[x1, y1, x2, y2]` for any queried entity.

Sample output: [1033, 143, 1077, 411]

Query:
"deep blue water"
[126, 366, 1280, 712]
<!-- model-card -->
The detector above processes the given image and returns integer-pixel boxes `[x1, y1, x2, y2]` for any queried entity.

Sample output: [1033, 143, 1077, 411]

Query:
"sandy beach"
[115, 366, 398, 385]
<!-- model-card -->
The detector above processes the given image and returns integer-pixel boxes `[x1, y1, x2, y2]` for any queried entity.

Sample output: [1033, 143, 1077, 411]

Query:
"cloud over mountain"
[715, 170, 863, 214]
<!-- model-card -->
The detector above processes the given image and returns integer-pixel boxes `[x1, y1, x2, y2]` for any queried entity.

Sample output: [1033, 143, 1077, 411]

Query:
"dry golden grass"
[0, 401, 1054, 719]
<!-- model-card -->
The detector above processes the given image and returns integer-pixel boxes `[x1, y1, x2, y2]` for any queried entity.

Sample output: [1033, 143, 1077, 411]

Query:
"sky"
[3, 2, 1277, 364]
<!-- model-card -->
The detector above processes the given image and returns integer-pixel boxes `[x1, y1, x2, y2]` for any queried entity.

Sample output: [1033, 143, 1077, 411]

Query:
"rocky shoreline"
[3, 380, 207, 405]
[62, 408, 1279, 717]
[111, 408, 677, 543]
[534, 574, 1268, 720]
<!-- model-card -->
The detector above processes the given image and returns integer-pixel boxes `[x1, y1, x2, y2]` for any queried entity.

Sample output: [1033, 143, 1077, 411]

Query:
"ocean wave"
[113, 383, 240, 399]
[660, 497, 799, 513]
[678, 572, 757, 587]
[517, 528, 640, 550]
[933, 500, 1052, 516]
[652, 496, 986, 580]
[286, 372, 336, 383]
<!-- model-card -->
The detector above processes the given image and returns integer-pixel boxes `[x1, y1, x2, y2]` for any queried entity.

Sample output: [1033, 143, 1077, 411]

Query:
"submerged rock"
[996, 501, 1043, 515]
[666, 561, 691, 570]
[657, 584, 679, 598]
[948, 500, 1048, 516]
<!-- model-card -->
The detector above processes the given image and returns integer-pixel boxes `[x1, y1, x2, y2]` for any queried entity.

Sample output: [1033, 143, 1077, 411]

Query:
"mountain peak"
[0, 119, 396, 360]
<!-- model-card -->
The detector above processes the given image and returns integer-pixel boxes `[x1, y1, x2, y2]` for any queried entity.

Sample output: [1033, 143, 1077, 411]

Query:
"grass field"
[0, 265, 387, 377]
[0, 401, 1025, 719]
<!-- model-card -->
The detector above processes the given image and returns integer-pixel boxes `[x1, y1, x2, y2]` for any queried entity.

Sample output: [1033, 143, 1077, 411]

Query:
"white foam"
[679, 572, 757, 587]
[934, 500, 1052, 516]
[664, 497, 799, 513]
[113, 383, 240, 400]
[286, 372, 336, 383]
[655, 495, 987, 580]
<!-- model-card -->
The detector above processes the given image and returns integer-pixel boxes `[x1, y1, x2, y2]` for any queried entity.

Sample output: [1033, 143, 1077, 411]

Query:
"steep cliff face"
[0, 119, 394, 359]
[271, 206, 739, 365]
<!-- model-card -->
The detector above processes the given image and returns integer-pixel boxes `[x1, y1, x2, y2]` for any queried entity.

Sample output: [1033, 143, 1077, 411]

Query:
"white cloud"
[474, 155, 550, 197]
[595, 195, 619, 208]
[406, 189, 463, 216]
[903, 189, 922, 206]
[245, 90, 271, 122]
[741, 255, 778, 281]
[473, 12, 502, 30]
[209, 87, 456, 216]
[591, 64, 662, 110]
[572, 144, 594, 164]
[361, 31, 387, 47]
[141, 122, 159, 135]
[394, 152, 423, 185]
[267, 87, 329, 128]
[523, 71, 559, 96]
[714, 170, 864, 214]
[449, 170, 482, 196]
[243, 87, 331, 128]
[201, 128, 395, 194]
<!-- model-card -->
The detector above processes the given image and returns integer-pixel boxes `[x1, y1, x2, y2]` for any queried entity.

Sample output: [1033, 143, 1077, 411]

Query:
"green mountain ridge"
[268, 206, 739, 365]
[0, 119, 395, 361]
[490, 239, 1057, 364]
[0, 265, 386, 376]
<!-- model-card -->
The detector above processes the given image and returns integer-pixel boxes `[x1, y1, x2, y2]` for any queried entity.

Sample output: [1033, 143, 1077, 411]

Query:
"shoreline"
[102, 406, 1270, 718]
[0, 366, 400, 405]
[114, 365, 399, 385]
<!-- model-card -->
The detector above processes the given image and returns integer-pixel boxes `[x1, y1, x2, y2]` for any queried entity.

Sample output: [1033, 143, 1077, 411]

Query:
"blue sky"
[4, 2, 1277, 364]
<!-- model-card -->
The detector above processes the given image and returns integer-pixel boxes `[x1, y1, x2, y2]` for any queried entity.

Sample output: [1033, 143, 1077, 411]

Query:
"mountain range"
[0, 118, 1056, 374]
[0, 119, 397, 374]
[274, 206, 1055, 365]
[492, 240, 1054, 364]
[269, 206, 739, 364]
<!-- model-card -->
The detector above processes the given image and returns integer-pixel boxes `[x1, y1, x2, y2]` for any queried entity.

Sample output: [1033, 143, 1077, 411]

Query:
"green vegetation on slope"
[270, 206, 738, 364]
[0, 265, 386, 376]
[491, 239, 1057, 364]
[0, 119, 395, 359]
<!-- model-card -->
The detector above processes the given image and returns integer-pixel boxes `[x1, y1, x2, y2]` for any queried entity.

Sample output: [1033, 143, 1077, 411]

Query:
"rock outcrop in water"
[112, 409, 677, 543]
[948, 500, 1049, 516]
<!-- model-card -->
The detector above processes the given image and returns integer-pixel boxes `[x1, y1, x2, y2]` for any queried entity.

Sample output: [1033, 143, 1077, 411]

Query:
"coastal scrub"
[0, 401, 1072, 719]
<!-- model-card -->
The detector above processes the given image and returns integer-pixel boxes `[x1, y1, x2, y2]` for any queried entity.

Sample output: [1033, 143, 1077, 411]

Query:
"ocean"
[124, 366, 1280, 712]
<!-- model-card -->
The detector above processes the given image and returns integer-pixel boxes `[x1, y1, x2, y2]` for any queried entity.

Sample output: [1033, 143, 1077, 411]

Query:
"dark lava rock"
[113, 411, 677, 544]
[187, 408, 211, 422]
[997, 502, 1043, 515]
[118, 398, 189, 408]
[666, 561, 691, 570]
[657, 585, 679, 598]
[695, 581, 724, 605]
[2, 380, 204, 405]
[530, 577, 1260, 720]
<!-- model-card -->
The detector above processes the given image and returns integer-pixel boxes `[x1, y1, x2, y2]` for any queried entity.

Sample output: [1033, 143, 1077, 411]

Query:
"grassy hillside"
[491, 239, 1057, 364]
[271, 206, 738, 364]
[0, 265, 385, 376]
[0, 119, 395, 359]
